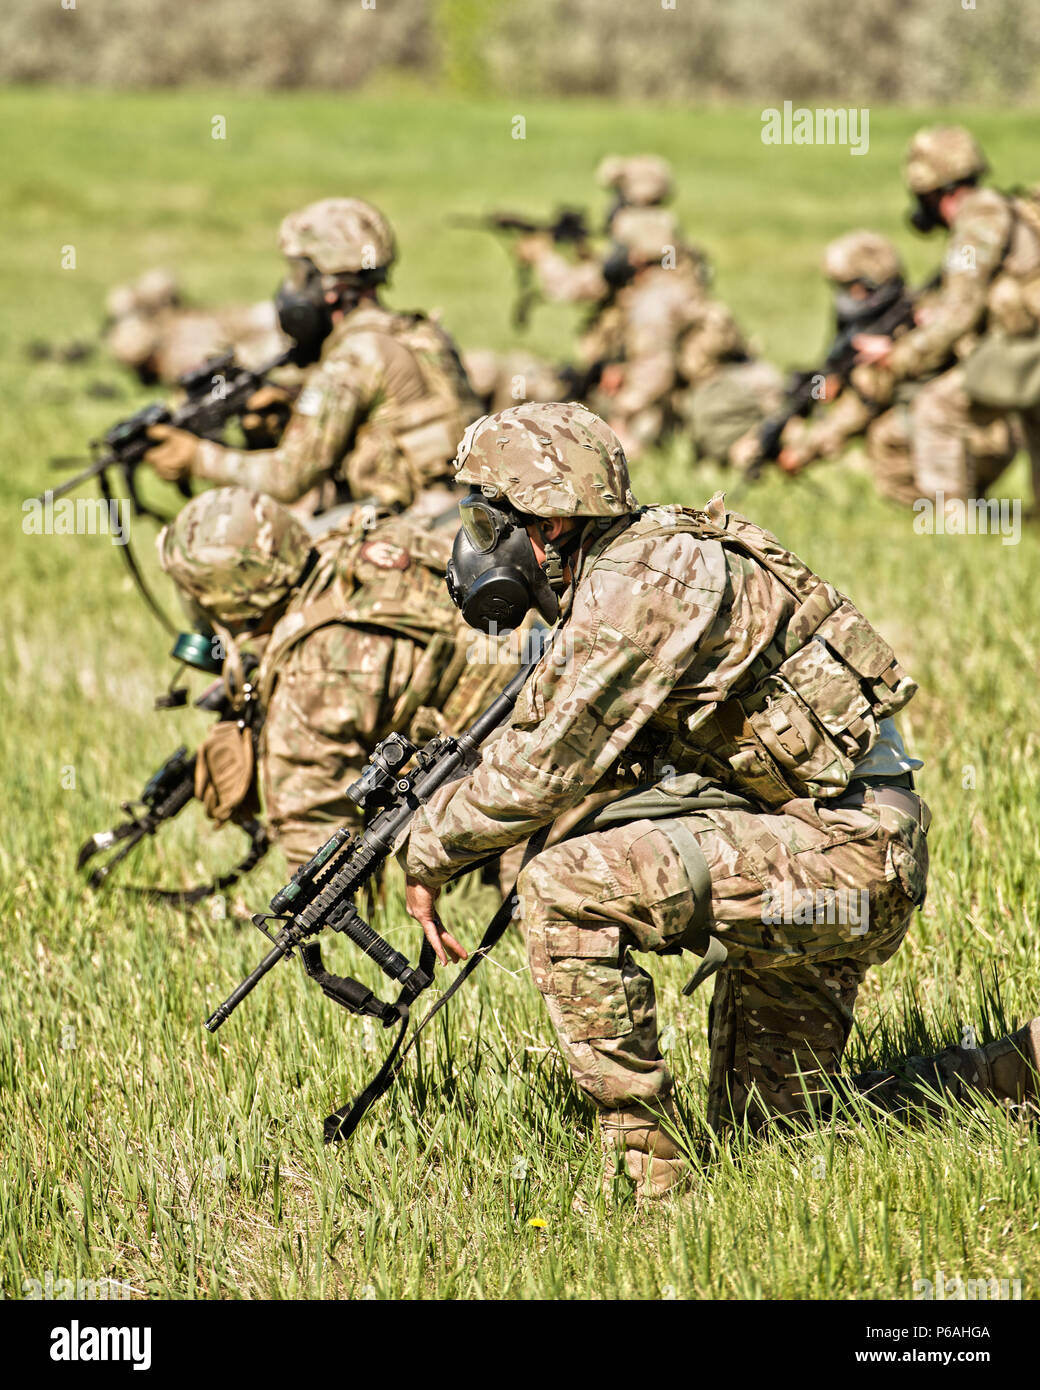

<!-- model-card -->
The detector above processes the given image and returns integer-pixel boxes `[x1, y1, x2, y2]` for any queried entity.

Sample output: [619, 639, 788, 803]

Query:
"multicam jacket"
[193, 302, 480, 511]
[257, 510, 517, 865]
[405, 496, 915, 888]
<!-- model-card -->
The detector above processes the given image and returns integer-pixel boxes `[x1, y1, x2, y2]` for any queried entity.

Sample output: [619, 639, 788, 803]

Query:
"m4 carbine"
[752, 287, 919, 470]
[46, 347, 295, 521]
[453, 207, 589, 329]
[77, 662, 268, 902]
[204, 654, 540, 1142]
[42, 347, 297, 633]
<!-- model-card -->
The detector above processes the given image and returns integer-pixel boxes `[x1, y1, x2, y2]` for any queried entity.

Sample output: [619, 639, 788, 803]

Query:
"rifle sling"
[323, 822, 554, 1144]
[98, 469, 179, 635]
[115, 819, 270, 907]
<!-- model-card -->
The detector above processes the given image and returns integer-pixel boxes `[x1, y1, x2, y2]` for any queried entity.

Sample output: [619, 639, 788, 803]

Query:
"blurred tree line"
[6, 0, 1038, 104]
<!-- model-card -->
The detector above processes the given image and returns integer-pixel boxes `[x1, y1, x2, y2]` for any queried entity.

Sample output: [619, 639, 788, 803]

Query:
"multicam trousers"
[872, 365, 1020, 503]
[518, 788, 929, 1130]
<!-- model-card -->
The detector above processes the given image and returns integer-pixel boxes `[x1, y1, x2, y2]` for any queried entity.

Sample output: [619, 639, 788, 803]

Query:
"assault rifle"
[752, 286, 919, 471]
[204, 653, 541, 1143]
[42, 347, 295, 632]
[453, 207, 589, 328]
[77, 656, 268, 904]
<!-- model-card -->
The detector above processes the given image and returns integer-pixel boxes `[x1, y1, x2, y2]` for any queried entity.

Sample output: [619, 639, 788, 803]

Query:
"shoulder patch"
[359, 539, 411, 571]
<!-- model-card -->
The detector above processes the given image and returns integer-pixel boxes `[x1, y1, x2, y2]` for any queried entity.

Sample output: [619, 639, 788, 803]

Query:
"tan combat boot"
[599, 1098, 687, 1199]
[958, 1018, 1040, 1104]
[855, 1017, 1040, 1111]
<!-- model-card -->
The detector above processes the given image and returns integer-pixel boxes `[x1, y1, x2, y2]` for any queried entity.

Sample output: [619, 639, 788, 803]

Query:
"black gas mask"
[275, 259, 335, 366]
[833, 275, 904, 330]
[908, 191, 946, 235]
[907, 179, 976, 236]
[602, 242, 637, 291]
[446, 492, 569, 633]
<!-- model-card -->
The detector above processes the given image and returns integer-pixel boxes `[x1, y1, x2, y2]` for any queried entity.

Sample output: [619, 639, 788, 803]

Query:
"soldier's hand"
[244, 383, 292, 415]
[777, 447, 808, 475]
[405, 876, 468, 967]
[850, 362, 895, 406]
[599, 363, 626, 396]
[242, 383, 294, 447]
[144, 424, 199, 482]
[821, 373, 843, 403]
[853, 333, 893, 368]
[514, 233, 549, 266]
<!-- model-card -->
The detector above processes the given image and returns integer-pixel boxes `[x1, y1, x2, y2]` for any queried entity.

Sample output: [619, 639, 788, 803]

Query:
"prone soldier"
[104, 267, 290, 385]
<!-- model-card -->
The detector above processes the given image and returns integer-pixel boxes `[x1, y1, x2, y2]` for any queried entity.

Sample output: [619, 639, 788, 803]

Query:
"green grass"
[2, 89, 1039, 1301]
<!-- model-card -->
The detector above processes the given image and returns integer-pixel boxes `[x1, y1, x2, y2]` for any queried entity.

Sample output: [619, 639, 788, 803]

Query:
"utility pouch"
[195, 721, 256, 824]
[962, 331, 1040, 410]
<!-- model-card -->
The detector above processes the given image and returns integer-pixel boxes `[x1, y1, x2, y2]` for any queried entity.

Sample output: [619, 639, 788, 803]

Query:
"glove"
[144, 424, 200, 482]
[241, 383, 294, 449]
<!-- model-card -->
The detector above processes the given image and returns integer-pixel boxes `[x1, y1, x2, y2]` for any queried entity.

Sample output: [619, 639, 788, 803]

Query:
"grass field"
[2, 88, 1039, 1301]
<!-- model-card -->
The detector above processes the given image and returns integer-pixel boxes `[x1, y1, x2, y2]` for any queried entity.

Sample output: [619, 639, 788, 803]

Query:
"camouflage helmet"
[157, 487, 314, 625]
[822, 230, 904, 286]
[135, 267, 181, 313]
[597, 154, 673, 207]
[278, 198, 396, 277]
[904, 126, 988, 196]
[453, 402, 638, 518]
[611, 207, 682, 264]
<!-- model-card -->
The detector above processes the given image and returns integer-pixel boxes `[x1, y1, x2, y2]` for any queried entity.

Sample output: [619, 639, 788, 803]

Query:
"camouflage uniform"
[462, 347, 576, 416]
[405, 406, 1038, 1190]
[515, 159, 754, 453]
[769, 231, 925, 500]
[881, 127, 1040, 501]
[158, 487, 517, 868]
[403, 403, 926, 1132]
[147, 200, 480, 515]
[104, 268, 290, 384]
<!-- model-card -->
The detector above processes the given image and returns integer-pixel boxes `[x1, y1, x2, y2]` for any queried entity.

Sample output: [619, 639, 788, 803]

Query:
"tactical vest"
[623, 501, 917, 807]
[340, 307, 481, 493]
[257, 510, 520, 738]
[257, 512, 460, 726]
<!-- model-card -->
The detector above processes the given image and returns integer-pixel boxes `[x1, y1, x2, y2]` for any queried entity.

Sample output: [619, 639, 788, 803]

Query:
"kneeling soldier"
[158, 487, 516, 869]
[402, 402, 1039, 1197]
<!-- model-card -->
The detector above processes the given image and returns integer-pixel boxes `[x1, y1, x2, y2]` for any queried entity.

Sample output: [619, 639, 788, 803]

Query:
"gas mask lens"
[459, 493, 515, 552]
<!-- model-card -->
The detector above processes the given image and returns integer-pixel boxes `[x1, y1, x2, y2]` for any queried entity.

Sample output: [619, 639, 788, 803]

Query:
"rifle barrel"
[205, 937, 289, 1031]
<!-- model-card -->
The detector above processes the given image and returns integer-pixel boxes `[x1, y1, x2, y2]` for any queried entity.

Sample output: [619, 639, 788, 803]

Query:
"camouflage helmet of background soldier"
[822, 231, 904, 288]
[454, 401, 638, 519]
[904, 126, 988, 196]
[275, 197, 396, 360]
[278, 197, 396, 277]
[597, 154, 674, 208]
[157, 487, 314, 627]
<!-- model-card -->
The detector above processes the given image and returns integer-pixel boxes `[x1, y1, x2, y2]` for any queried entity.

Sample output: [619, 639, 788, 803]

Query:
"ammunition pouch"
[617, 502, 917, 808]
[195, 720, 257, 824]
